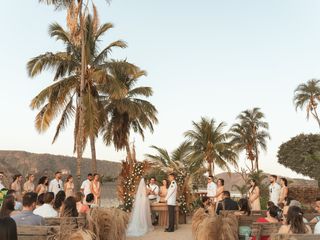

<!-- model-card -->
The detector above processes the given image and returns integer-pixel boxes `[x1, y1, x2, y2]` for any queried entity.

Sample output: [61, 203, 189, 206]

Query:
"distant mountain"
[0, 150, 121, 184]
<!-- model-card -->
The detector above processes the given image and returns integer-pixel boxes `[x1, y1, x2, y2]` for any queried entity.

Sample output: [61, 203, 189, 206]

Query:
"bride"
[126, 178, 154, 237]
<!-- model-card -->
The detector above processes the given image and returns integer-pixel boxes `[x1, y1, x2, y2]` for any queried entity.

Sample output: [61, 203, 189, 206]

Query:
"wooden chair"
[271, 234, 320, 240]
[44, 217, 86, 227]
[17, 225, 59, 240]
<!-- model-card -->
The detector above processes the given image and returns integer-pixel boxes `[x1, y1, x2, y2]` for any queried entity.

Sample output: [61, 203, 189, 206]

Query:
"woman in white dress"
[126, 178, 154, 237]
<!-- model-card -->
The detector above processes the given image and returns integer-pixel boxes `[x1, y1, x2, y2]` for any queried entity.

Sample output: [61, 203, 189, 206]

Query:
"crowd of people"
[0, 171, 102, 239]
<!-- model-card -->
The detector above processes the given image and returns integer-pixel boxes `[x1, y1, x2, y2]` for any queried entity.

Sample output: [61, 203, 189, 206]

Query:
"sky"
[1, 0, 320, 178]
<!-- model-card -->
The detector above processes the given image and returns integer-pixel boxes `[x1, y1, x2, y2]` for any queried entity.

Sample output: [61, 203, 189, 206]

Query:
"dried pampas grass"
[86, 208, 129, 240]
[69, 229, 97, 240]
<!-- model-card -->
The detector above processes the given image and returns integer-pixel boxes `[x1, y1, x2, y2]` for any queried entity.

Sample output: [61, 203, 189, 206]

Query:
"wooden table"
[151, 203, 179, 229]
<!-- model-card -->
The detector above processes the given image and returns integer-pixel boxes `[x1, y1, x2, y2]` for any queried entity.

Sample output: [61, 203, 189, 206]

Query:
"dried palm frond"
[69, 229, 96, 240]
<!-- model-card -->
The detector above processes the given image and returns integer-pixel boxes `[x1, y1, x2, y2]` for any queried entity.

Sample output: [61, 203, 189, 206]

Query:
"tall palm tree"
[27, 13, 127, 178]
[184, 117, 238, 176]
[230, 108, 270, 171]
[101, 61, 158, 166]
[294, 79, 320, 128]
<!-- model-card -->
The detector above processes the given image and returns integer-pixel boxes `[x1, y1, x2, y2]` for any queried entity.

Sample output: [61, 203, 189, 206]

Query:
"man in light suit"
[165, 173, 177, 232]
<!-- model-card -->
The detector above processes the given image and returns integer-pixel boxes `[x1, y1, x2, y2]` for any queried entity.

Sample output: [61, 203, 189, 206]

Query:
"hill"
[0, 150, 121, 184]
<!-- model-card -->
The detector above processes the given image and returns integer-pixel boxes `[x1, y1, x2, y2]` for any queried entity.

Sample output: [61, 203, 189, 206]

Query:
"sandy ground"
[126, 223, 193, 240]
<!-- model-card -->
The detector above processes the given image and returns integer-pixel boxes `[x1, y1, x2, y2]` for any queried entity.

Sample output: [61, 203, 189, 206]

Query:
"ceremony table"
[150, 202, 179, 229]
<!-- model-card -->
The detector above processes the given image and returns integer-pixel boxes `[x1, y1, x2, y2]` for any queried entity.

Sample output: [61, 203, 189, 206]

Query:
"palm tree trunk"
[255, 146, 259, 172]
[208, 161, 213, 176]
[125, 142, 133, 166]
[312, 108, 320, 129]
[90, 135, 97, 173]
[250, 160, 254, 172]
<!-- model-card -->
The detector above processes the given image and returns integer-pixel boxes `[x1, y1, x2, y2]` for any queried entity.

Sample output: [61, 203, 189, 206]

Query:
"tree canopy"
[277, 134, 320, 184]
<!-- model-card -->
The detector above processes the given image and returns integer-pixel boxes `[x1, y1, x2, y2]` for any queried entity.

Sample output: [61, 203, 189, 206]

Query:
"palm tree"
[27, 12, 127, 178]
[101, 61, 158, 166]
[294, 79, 320, 128]
[184, 117, 238, 176]
[230, 108, 270, 171]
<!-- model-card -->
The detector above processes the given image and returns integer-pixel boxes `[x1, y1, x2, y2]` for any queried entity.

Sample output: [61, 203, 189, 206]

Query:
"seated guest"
[53, 190, 66, 213]
[283, 197, 293, 215]
[75, 192, 85, 213]
[33, 192, 57, 218]
[12, 192, 44, 226]
[216, 191, 239, 215]
[0, 195, 20, 217]
[237, 198, 251, 216]
[279, 206, 312, 234]
[79, 193, 96, 214]
[0, 217, 18, 240]
[6, 190, 22, 211]
[310, 200, 320, 224]
[36, 193, 45, 208]
[60, 197, 79, 217]
[315, 219, 320, 234]
[257, 205, 280, 223]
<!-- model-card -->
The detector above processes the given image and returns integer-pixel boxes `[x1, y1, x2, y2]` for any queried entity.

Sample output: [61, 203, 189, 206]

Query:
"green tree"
[230, 108, 270, 171]
[101, 61, 158, 165]
[294, 79, 320, 128]
[278, 134, 320, 186]
[27, 13, 126, 177]
[184, 117, 238, 176]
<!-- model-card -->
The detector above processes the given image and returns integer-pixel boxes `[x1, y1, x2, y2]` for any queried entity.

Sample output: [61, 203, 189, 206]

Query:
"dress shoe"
[164, 229, 174, 232]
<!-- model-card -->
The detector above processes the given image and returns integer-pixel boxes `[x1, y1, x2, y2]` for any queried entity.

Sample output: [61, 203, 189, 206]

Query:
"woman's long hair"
[250, 179, 258, 193]
[38, 176, 48, 186]
[0, 195, 15, 217]
[0, 217, 17, 240]
[287, 206, 308, 234]
[53, 190, 66, 211]
[12, 174, 21, 183]
[60, 197, 78, 217]
[238, 198, 251, 216]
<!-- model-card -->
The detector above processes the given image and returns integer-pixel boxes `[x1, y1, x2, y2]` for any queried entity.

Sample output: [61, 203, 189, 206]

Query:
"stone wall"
[289, 186, 320, 205]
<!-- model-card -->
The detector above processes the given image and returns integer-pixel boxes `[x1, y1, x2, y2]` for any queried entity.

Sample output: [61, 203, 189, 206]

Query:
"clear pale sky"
[1, 0, 320, 178]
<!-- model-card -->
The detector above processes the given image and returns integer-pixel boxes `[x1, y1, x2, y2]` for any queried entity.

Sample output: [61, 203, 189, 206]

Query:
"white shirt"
[315, 221, 320, 234]
[147, 184, 159, 200]
[80, 179, 92, 196]
[165, 181, 177, 206]
[0, 181, 5, 190]
[33, 204, 58, 218]
[207, 182, 217, 197]
[269, 182, 281, 205]
[48, 179, 64, 196]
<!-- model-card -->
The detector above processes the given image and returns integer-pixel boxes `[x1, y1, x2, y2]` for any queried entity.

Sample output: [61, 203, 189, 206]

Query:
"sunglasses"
[58, 184, 61, 188]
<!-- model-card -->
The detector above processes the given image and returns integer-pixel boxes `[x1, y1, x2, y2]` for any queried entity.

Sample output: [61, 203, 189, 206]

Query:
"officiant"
[146, 177, 159, 224]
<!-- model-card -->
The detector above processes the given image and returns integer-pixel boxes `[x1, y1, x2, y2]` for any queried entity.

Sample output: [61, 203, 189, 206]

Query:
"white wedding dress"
[126, 178, 154, 237]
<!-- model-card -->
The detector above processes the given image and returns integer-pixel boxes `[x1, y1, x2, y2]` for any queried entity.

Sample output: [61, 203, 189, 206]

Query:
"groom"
[165, 173, 177, 232]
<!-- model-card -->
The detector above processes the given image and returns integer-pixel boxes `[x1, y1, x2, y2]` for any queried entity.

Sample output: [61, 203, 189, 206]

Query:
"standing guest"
[279, 206, 312, 234]
[90, 173, 101, 206]
[159, 179, 169, 203]
[75, 192, 85, 213]
[0, 217, 18, 240]
[60, 197, 79, 217]
[34, 192, 57, 218]
[36, 193, 45, 208]
[214, 178, 225, 203]
[283, 197, 293, 215]
[23, 174, 35, 194]
[12, 192, 45, 226]
[248, 179, 261, 210]
[0, 195, 20, 217]
[207, 175, 217, 204]
[147, 177, 160, 224]
[80, 173, 93, 200]
[11, 174, 23, 201]
[279, 177, 288, 204]
[165, 173, 177, 233]
[216, 191, 239, 215]
[35, 176, 48, 195]
[49, 171, 64, 197]
[53, 190, 66, 214]
[0, 172, 6, 190]
[6, 190, 23, 211]
[268, 175, 281, 206]
[64, 175, 75, 198]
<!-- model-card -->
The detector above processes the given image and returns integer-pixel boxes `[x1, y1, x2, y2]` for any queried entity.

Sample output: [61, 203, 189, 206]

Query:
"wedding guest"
[315, 221, 320, 234]
[147, 177, 159, 224]
[207, 175, 217, 203]
[53, 190, 66, 213]
[279, 177, 288, 204]
[165, 173, 177, 233]
[80, 173, 93, 200]
[0, 172, 6, 190]
[36, 193, 45, 208]
[253, 206, 280, 240]
[216, 191, 239, 215]
[268, 175, 281, 206]
[248, 179, 261, 210]
[49, 171, 64, 196]
[33, 192, 57, 218]
[23, 174, 35, 194]
[159, 179, 169, 203]
[90, 173, 101, 206]
[11, 174, 23, 201]
[79, 193, 96, 214]
[60, 197, 79, 217]
[75, 192, 85, 213]
[64, 175, 75, 198]
[6, 190, 22, 211]
[214, 178, 225, 203]
[12, 192, 45, 226]
[283, 197, 293, 215]
[238, 198, 251, 216]
[35, 176, 48, 195]
[279, 206, 312, 234]
[310, 200, 320, 224]
[0, 195, 20, 217]
[0, 217, 18, 240]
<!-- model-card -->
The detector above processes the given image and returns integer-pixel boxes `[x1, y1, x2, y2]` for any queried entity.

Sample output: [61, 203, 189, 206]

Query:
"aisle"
[126, 223, 193, 240]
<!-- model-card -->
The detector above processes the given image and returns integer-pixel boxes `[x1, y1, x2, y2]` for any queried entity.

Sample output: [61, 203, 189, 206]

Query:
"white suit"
[165, 180, 177, 206]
